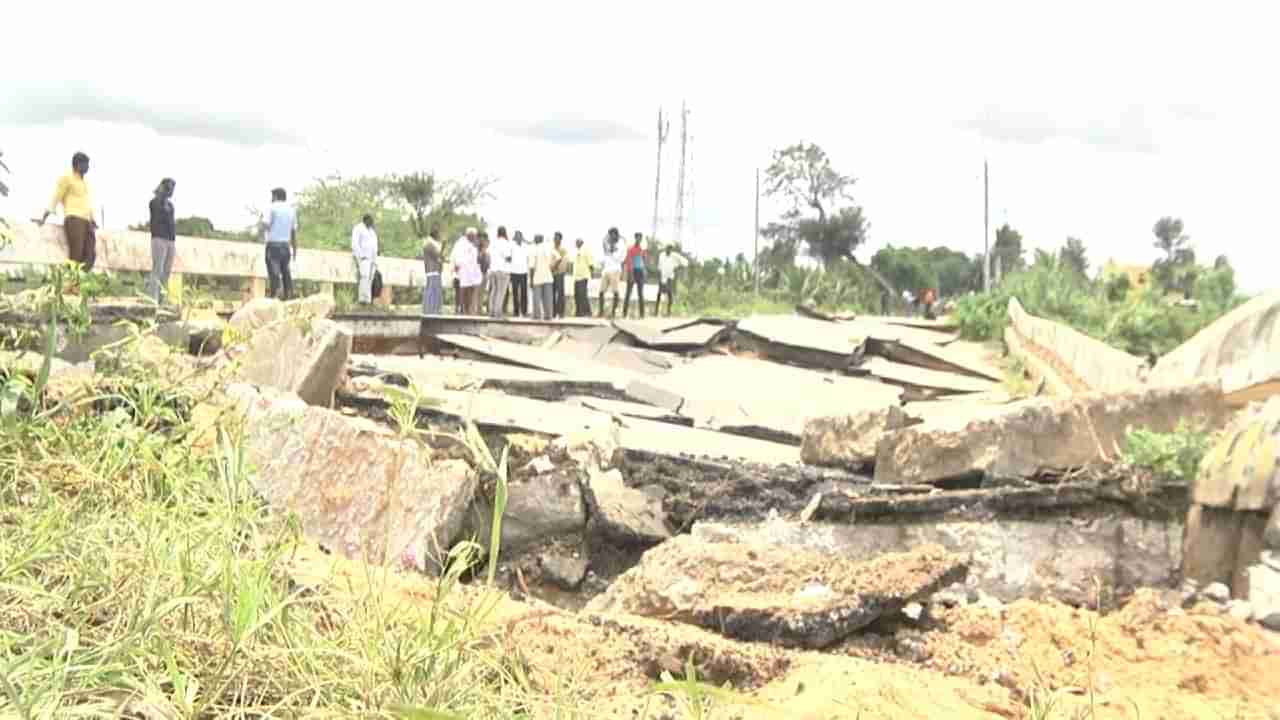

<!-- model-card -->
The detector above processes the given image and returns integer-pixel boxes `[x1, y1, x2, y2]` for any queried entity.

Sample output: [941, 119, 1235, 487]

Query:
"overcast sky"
[3, 0, 1276, 292]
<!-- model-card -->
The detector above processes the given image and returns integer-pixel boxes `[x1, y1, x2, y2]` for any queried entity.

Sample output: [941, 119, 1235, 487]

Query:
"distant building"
[1100, 260, 1151, 291]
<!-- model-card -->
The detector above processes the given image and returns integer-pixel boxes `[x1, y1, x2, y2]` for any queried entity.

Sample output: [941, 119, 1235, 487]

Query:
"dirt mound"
[890, 589, 1280, 718]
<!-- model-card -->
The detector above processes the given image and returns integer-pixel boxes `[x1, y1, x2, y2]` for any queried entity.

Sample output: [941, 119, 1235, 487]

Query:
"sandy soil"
[289, 544, 1280, 719]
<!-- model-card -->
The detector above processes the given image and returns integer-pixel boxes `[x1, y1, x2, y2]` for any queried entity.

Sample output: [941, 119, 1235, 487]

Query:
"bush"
[1120, 423, 1211, 485]
[953, 258, 1249, 359]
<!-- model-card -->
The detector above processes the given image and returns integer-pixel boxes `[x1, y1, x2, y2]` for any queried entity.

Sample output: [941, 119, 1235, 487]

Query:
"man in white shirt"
[351, 214, 378, 304]
[596, 227, 624, 318]
[487, 226, 514, 319]
[507, 231, 529, 317]
[655, 244, 689, 317]
[450, 227, 482, 315]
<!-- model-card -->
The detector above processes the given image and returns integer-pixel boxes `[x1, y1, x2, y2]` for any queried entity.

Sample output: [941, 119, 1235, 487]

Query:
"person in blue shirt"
[261, 187, 298, 299]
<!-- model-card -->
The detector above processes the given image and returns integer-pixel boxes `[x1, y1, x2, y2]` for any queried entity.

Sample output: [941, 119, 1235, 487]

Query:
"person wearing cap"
[572, 237, 593, 317]
[597, 227, 624, 318]
[450, 227, 482, 314]
[38, 151, 98, 273]
[655, 244, 689, 317]
[351, 213, 379, 304]
[529, 233, 554, 320]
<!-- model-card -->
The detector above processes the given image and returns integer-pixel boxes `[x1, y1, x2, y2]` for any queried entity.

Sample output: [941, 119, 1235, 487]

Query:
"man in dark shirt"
[145, 177, 177, 304]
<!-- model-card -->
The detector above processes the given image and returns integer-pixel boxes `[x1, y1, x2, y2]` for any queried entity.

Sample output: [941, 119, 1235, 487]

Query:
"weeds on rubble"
[1120, 422, 1211, 486]
[0, 300, 630, 719]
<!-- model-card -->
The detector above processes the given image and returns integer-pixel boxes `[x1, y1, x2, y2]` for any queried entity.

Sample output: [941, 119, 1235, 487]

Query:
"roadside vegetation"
[952, 226, 1247, 358]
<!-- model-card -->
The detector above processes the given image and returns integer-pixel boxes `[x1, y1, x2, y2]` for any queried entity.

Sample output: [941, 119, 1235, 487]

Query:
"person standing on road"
[508, 230, 529, 317]
[572, 237, 593, 317]
[422, 225, 444, 314]
[622, 232, 647, 319]
[488, 226, 513, 319]
[351, 214, 378, 305]
[529, 233, 554, 320]
[261, 188, 298, 300]
[477, 231, 492, 315]
[451, 227, 482, 314]
[655, 243, 688, 317]
[597, 227, 623, 318]
[38, 151, 98, 273]
[551, 231, 570, 318]
[144, 177, 177, 304]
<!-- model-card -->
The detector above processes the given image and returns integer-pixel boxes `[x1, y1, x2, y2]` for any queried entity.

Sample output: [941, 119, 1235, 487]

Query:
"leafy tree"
[1059, 236, 1089, 276]
[763, 142, 868, 266]
[992, 223, 1024, 276]
[1152, 217, 1189, 262]
[871, 246, 937, 297]
[389, 172, 495, 240]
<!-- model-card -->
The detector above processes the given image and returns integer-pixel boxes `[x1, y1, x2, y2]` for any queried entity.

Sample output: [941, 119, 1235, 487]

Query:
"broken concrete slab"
[690, 510, 1181, 607]
[612, 319, 730, 351]
[348, 353, 624, 403]
[859, 356, 999, 396]
[340, 378, 800, 467]
[225, 383, 478, 572]
[432, 333, 640, 388]
[229, 316, 351, 408]
[583, 468, 671, 547]
[1152, 289, 1280, 406]
[585, 536, 967, 648]
[801, 406, 914, 471]
[735, 315, 867, 370]
[228, 293, 335, 335]
[1193, 396, 1280, 511]
[564, 396, 691, 426]
[463, 467, 588, 553]
[1004, 325, 1076, 396]
[1007, 297, 1144, 393]
[872, 337, 1003, 383]
[656, 354, 903, 443]
[874, 380, 1229, 486]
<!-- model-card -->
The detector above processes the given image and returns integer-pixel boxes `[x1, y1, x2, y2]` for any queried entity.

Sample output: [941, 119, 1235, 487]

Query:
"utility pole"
[754, 168, 760, 296]
[983, 160, 990, 291]
[673, 101, 689, 246]
[651, 108, 669, 244]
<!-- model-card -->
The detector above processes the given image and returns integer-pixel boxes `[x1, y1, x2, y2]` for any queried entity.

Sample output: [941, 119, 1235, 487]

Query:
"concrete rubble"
[585, 535, 967, 649]
[874, 380, 1228, 486]
[1183, 396, 1280, 598]
[222, 294, 351, 407]
[224, 383, 477, 573]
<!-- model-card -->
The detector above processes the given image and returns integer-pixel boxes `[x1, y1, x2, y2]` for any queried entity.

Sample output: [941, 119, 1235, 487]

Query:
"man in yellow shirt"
[38, 152, 97, 271]
[572, 237, 594, 317]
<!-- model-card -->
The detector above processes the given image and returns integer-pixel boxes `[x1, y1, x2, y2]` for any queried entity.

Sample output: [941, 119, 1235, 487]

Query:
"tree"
[1059, 236, 1089, 276]
[992, 223, 1024, 276]
[763, 142, 868, 265]
[872, 246, 937, 297]
[1152, 217, 1189, 262]
[389, 172, 495, 240]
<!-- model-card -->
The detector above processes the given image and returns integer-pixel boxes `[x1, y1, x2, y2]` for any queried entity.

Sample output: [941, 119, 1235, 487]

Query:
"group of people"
[35, 152, 691, 315]
[418, 225, 688, 320]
